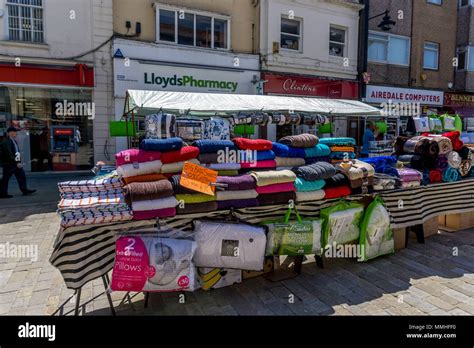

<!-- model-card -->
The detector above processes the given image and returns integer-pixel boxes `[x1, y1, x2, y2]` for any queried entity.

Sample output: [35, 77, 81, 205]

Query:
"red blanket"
[132, 207, 176, 220]
[240, 160, 277, 169]
[160, 146, 200, 164]
[324, 186, 351, 199]
[429, 169, 443, 183]
[115, 149, 161, 166]
[442, 131, 464, 151]
[256, 182, 295, 194]
[233, 138, 273, 151]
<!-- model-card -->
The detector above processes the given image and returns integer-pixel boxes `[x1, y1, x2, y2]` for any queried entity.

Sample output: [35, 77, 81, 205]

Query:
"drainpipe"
[408, 0, 415, 86]
[358, 0, 369, 100]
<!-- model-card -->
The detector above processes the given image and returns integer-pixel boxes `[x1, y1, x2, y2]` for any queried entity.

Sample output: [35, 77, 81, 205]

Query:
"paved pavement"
[1, 173, 474, 315]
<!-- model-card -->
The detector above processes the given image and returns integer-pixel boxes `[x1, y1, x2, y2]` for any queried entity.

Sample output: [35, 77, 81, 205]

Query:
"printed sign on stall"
[180, 161, 218, 196]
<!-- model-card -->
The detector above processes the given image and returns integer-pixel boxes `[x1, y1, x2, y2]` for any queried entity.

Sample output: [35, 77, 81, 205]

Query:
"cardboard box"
[393, 228, 406, 251]
[198, 268, 241, 291]
[423, 216, 439, 238]
[445, 212, 474, 231]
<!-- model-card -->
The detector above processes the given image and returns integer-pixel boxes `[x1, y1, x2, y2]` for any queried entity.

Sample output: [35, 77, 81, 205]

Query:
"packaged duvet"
[358, 196, 394, 262]
[320, 200, 364, 247]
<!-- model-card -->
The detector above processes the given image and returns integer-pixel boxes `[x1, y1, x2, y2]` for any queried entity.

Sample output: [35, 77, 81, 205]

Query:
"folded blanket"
[429, 169, 443, 183]
[131, 196, 178, 212]
[61, 211, 133, 228]
[217, 198, 259, 210]
[217, 170, 239, 176]
[239, 150, 275, 162]
[400, 181, 421, 188]
[117, 160, 163, 178]
[443, 167, 461, 182]
[442, 131, 463, 151]
[436, 155, 448, 170]
[330, 152, 356, 160]
[459, 160, 472, 177]
[161, 158, 200, 174]
[233, 138, 273, 151]
[420, 135, 453, 155]
[216, 189, 258, 201]
[198, 153, 219, 164]
[349, 177, 374, 189]
[292, 162, 336, 181]
[294, 178, 326, 192]
[271, 142, 306, 158]
[324, 173, 350, 188]
[255, 182, 295, 194]
[398, 154, 436, 171]
[257, 191, 296, 206]
[447, 151, 462, 169]
[305, 144, 330, 158]
[175, 193, 216, 204]
[169, 175, 195, 194]
[123, 180, 174, 205]
[177, 201, 218, 215]
[133, 207, 176, 220]
[160, 146, 200, 164]
[115, 149, 161, 167]
[394, 136, 410, 155]
[58, 194, 126, 210]
[373, 174, 397, 191]
[192, 140, 235, 154]
[240, 160, 277, 169]
[140, 137, 183, 152]
[122, 173, 166, 185]
[330, 146, 354, 153]
[304, 156, 331, 164]
[319, 138, 356, 146]
[359, 156, 399, 177]
[279, 134, 318, 148]
[324, 186, 351, 199]
[275, 157, 305, 167]
[250, 170, 296, 186]
[336, 160, 375, 180]
[203, 162, 241, 171]
[397, 168, 422, 182]
[216, 175, 256, 191]
[58, 177, 122, 194]
[295, 190, 325, 202]
[351, 185, 374, 195]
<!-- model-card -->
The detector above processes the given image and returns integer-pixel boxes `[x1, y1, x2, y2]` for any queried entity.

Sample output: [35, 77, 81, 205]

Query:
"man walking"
[0, 127, 36, 199]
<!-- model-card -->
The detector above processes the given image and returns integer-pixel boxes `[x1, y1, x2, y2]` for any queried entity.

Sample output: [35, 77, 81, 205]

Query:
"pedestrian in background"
[0, 127, 36, 199]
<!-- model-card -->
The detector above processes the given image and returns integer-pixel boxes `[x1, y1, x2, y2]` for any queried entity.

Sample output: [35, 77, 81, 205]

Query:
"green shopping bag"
[358, 195, 394, 262]
[263, 207, 322, 256]
[320, 200, 364, 248]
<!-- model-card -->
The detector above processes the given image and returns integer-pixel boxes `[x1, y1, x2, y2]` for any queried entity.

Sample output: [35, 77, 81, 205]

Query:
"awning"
[124, 90, 382, 117]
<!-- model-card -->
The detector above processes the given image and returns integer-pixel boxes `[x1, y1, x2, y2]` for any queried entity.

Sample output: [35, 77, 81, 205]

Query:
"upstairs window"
[280, 17, 301, 51]
[424, 42, 439, 70]
[157, 7, 229, 50]
[6, 0, 44, 43]
[368, 32, 410, 66]
[329, 26, 346, 57]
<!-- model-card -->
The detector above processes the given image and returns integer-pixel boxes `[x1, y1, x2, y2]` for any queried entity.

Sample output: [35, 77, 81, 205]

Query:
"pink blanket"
[240, 160, 277, 169]
[256, 182, 296, 194]
[116, 149, 161, 166]
[132, 207, 176, 220]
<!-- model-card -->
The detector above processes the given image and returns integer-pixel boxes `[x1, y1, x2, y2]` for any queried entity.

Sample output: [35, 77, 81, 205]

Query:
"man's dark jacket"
[0, 138, 19, 166]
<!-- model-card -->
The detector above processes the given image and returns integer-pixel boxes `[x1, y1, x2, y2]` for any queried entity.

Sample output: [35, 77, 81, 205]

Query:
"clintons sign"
[366, 85, 443, 106]
[262, 73, 358, 99]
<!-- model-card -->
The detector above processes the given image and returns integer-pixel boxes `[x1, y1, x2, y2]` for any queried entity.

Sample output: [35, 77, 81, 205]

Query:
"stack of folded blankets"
[291, 162, 336, 201]
[335, 159, 375, 195]
[215, 175, 259, 210]
[359, 156, 398, 192]
[318, 138, 356, 164]
[250, 170, 296, 206]
[57, 177, 132, 227]
[233, 138, 275, 174]
[193, 140, 240, 176]
[396, 168, 422, 188]
[170, 175, 218, 215]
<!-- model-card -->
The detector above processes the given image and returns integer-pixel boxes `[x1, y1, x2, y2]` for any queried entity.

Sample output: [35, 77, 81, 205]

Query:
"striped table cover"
[50, 179, 474, 290]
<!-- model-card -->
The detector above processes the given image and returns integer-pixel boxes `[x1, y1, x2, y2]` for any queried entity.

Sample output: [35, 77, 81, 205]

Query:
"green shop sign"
[144, 73, 239, 92]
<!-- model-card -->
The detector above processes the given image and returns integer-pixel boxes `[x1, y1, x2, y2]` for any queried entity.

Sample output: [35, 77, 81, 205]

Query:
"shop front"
[261, 72, 359, 140]
[0, 63, 94, 172]
[444, 92, 474, 132]
[112, 38, 260, 152]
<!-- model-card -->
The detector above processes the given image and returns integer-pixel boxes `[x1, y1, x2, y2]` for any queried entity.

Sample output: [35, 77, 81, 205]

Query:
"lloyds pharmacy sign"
[144, 73, 239, 92]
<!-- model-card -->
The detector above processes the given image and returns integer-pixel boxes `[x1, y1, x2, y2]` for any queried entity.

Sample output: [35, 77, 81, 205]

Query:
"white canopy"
[124, 90, 381, 117]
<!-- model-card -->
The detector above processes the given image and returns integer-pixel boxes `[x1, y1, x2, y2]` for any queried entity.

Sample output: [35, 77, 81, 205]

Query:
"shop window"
[424, 42, 439, 70]
[329, 26, 346, 57]
[280, 17, 301, 51]
[156, 6, 229, 50]
[6, 0, 44, 43]
[368, 32, 409, 66]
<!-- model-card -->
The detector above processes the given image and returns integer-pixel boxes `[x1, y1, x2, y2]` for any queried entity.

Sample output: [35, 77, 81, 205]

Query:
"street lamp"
[370, 10, 396, 32]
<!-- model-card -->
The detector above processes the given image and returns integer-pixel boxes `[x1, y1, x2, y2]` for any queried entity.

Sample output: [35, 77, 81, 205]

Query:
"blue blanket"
[192, 140, 235, 154]
[140, 137, 183, 152]
[304, 144, 330, 158]
[272, 142, 306, 158]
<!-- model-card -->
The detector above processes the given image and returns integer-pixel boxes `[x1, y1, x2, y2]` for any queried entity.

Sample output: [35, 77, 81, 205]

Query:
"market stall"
[50, 90, 474, 315]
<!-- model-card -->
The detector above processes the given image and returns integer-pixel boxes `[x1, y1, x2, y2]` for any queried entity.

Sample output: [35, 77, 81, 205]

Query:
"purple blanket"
[216, 175, 256, 191]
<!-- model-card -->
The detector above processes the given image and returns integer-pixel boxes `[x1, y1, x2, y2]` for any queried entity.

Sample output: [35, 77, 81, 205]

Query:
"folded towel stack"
[250, 170, 296, 206]
[291, 162, 334, 202]
[215, 174, 259, 210]
[335, 159, 375, 194]
[193, 140, 240, 175]
[233, 138, 275, 174]
[396, 168, 422, 188]
[319, 137, 356, 164]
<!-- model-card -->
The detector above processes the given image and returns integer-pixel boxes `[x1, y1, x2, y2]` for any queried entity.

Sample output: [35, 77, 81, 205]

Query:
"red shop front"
[261, 72, 359, 99]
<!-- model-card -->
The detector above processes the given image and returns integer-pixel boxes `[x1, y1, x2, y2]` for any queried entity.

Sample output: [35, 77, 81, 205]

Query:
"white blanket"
[216, 189, 258, 201]
[117, 160, 163, 178]
[132, 196, 179, 211]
